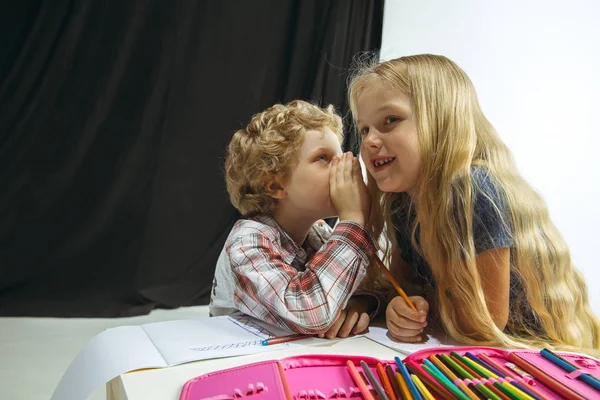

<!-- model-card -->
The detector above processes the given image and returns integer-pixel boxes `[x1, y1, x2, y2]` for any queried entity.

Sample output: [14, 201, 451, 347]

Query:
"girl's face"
[357, 82, 421, 195]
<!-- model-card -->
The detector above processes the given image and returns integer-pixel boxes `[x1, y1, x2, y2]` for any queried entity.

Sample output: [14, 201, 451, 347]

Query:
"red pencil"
[507, 352, 586, 400]
[261, 333, 310, 346]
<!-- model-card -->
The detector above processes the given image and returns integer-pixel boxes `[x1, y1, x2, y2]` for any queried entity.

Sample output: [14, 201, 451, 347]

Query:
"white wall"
[381, 0, 600, 313]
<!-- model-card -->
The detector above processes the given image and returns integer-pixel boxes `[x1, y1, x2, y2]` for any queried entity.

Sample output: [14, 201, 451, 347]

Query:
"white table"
[107, 337, 401, 400]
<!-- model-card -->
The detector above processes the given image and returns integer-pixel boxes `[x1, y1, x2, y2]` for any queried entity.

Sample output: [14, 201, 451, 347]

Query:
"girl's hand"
[386, 295, 429, 342]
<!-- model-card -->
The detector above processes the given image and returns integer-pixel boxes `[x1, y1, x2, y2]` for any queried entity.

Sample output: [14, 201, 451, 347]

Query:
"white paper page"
[142, 315, 307, 365]
[365, 326, 458, 356]
[50, 326, 165, 400]
[50, 314, 332, 400]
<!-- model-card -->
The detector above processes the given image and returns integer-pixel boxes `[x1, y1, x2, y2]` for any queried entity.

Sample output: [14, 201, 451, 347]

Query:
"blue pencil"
[395, 356, 423, 400]
[540, 349, 600, 392]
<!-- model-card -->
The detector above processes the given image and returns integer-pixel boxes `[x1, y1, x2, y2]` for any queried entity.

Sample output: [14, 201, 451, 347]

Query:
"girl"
[349, 54, 600, 353]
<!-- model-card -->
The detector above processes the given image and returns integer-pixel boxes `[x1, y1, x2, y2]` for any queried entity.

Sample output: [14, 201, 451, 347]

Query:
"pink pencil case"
[179, 346, 600, 399]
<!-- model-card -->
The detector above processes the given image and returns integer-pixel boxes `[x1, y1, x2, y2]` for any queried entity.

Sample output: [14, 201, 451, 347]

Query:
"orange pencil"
[376, 363, 397, 400]
[375, 256, 418, 312]
[346, 360, 376, 400]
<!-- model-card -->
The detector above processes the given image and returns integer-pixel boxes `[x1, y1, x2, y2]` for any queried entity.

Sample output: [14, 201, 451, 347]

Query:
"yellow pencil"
[411, 374, 435, 400]
[375, 256, 418, 312]
[396, 371, 414, 400]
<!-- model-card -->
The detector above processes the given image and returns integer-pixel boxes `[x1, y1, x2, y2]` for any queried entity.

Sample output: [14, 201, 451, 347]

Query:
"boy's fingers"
[351, 157, 360, 183]
[343, 152, 352, 183]
[338, 311, 358, 338]
[329, 156, 338, 191]
[325, 310, 345, 339]
[336, 153, 345, 185]
[352, 312, 370, 335]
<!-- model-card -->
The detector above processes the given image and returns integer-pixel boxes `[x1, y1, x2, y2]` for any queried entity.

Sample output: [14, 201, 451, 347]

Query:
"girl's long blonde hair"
[349, 54, 600, 354]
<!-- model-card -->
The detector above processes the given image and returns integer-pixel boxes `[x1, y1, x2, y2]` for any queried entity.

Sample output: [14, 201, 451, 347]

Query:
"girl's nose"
[362, 130, 382, 148]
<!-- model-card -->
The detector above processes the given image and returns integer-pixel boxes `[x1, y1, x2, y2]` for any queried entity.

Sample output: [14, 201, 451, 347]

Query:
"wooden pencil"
[375, 256, 418, 312]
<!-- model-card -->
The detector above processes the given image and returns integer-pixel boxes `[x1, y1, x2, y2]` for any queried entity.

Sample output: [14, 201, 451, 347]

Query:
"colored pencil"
[261, 333, 310, 346]
[453, 351, 498, 378]
[277, 362, 294, 400]
[466, 352, 504, 376]
[508, 352, 586, 400]
[464, 352, 540, 400]
[440, 354, 475, 379]
[395, 356, 423, 400]
[478, 353, 520, 379]
[396, 371, 414, 400]
[411, 374, 436, 400]
[385, 365, 404, 399]
[406, 364, 455, 400]
[496, 382, 524, 400]
[429, 355, 480, 400]
[362, 361, 390, 400]
[377, 363, 397, 400]
[479, 353, 548, 400]
[477, 382, 503, 400]
[541, 348, 600, 392]
[346, 360, 376, 400]
[422, 363, 470, 400]
[375, 256, 418, 312]
[488, 382, 512, 400]
[451, 354, 482, 378]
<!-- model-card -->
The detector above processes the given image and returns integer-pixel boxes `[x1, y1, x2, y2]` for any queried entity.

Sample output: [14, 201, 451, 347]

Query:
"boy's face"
[279, 128, 343, 220]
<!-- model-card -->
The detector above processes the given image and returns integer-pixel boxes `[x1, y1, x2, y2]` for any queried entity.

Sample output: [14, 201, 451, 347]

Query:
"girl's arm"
[456, 247, 511, 332]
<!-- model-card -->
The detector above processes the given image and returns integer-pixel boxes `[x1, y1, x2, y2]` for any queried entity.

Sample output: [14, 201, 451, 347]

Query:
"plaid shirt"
[209, 215, 376, 333]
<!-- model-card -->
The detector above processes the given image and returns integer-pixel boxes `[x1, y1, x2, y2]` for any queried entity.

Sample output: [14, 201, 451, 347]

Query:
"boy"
[209, 100, 377, 338]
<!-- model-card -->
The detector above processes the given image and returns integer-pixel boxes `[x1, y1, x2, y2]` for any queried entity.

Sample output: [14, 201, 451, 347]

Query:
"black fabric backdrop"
[0, 0, 383, 317]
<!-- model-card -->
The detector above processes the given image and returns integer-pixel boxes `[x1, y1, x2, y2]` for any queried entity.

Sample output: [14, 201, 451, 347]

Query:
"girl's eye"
[317, 155, 329, 162]
[385, 116, 399, 124]
[360, 126, 369, 136]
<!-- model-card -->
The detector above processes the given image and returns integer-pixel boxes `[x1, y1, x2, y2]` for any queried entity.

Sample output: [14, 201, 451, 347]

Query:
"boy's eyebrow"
[309, 147, 333, 156]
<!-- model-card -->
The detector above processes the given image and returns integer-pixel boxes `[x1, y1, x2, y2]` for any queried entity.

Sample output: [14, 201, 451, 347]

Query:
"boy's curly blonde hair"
[225, 100, 343, 217]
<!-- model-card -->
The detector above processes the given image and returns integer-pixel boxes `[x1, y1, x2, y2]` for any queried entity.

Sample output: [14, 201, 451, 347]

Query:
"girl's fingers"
[389, 331, 425, 343]
[387, 319, 424, 339]
[387, 314, 426, 330]
[389, 298, 426, 324]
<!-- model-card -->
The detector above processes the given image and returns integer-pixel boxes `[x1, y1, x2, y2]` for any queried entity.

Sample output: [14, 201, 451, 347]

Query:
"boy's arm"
[229, 221, 375, 334]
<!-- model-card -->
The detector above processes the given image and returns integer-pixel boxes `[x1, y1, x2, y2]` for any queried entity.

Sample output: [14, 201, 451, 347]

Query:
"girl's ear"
[266, 177, 287, 199]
